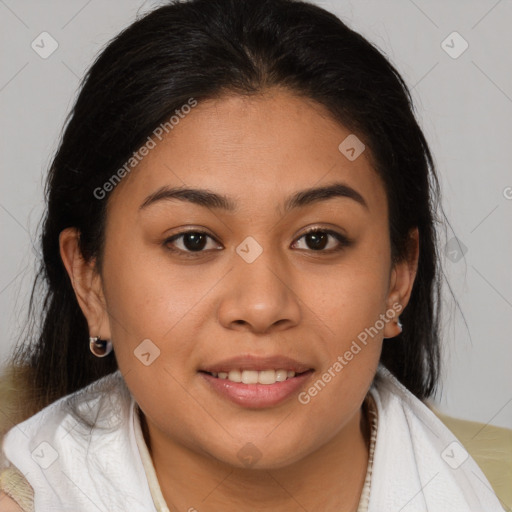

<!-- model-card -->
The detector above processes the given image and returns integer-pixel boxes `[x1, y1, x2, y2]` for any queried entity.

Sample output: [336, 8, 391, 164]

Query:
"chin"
[203, 434, 316, 471]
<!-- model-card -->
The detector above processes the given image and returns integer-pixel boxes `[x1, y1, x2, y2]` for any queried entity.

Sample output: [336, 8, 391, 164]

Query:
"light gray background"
[1, 0, 511, 428]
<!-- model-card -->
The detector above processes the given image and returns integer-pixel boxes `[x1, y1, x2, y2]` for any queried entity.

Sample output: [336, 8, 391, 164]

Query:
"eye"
[163, 230, 221, 255]
[163, 227, 352, 257]
[292, 228, 352, 252]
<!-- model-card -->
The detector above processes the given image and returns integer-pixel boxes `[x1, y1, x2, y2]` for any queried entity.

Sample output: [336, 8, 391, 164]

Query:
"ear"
[383, 227, 419, 338]
[59, 227, 111, 340]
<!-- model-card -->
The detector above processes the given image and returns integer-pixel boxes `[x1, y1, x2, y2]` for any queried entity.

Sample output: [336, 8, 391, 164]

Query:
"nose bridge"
[217, 237, 301, 333]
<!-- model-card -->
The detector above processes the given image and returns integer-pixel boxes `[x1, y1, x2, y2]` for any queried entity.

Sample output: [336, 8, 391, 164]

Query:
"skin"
[0, 494, 23, 511]
[59, 88, 419, 512]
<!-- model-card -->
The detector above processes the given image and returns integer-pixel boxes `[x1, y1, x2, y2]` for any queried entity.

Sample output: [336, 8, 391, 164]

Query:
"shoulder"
[0, 367, 126, 512]
[429, 404, 512, 510]
[371, 365, 511, 508]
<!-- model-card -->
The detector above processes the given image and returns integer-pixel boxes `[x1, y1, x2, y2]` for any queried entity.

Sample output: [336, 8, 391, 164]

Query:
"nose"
[217, 247, 302, 334]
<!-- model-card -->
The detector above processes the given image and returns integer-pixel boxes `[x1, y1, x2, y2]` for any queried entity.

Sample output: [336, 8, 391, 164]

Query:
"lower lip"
[199, 370, 314, 409]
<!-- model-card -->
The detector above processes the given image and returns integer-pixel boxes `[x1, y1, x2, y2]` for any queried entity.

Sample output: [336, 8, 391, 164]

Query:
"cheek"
[296, 263, 386, 429]
[303, 238, 390, 391]
[101, 236, 203, 337]
[316, 250, 391, 343]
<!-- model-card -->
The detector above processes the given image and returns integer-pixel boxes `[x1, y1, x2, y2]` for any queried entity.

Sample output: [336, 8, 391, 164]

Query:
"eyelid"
[299, 225, 349, 239]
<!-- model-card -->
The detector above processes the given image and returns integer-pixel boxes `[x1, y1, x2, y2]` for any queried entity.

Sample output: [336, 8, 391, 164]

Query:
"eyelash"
[162, 227, 353, 258]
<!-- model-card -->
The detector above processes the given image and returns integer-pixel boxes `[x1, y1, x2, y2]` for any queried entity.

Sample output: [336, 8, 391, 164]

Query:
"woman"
[0, 0, 506, 510]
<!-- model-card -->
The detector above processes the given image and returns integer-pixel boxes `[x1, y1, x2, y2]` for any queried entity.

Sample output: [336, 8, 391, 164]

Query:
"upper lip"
[200, 355, 313, 374]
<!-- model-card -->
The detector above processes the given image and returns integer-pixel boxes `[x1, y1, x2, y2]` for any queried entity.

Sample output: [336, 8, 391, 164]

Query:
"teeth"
[227, 370, 241, 382]
[210, 369, 297, 384]
[276, 369, 288, 382]
[242, 370, 259, 384]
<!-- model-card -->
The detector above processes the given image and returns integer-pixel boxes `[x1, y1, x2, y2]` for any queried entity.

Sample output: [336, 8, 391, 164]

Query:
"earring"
[89, 336, 113, 358]
[396, 317, 403, 332]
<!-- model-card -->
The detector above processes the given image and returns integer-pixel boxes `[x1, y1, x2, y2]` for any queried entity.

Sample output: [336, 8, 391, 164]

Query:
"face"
[62, 88, 412, 470]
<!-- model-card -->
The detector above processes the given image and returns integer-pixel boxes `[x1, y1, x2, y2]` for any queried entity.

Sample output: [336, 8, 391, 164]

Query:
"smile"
[204, 369, 299, 385]
[199, 369, 315, 408]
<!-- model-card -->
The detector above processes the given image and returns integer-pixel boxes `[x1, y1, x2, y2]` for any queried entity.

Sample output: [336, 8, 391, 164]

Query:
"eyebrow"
[138, 182, 368, 213]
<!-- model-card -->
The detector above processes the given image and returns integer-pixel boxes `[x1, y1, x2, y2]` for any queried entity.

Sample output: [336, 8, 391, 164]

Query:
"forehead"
[107, 88, 387, 217]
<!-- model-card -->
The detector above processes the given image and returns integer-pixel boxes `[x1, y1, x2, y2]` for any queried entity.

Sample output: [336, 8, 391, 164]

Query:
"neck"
[141, 401, 371, 512]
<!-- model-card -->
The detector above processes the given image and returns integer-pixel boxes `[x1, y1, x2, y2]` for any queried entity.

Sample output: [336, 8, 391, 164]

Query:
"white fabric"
[367, 367, 505, 511]
[2, 373, 156, 512]
[1, 366, 505, 512]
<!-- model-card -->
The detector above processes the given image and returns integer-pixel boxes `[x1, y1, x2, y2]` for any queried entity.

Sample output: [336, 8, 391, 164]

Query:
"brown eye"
[164, 231, 221, 254]
[304, 231, 328, 250]
[180, 232, 208, 251]
[293, 229, 352, 252]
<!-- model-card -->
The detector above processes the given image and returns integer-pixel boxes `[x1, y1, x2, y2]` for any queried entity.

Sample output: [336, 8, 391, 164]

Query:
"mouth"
[198, 355, 315, 408]
[199, 368, 312, 385]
